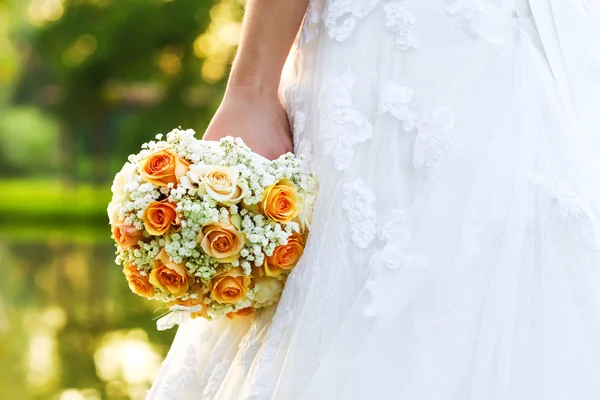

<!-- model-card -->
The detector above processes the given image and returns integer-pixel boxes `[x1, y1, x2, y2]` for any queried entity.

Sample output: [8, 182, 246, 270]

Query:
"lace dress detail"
[446, 0, 484, 37]
[323, 0, 381, 41]
[158, 346, 198, 400]
[379, 82, 455, 172]
[383, 0, 419, 51]
[532, 174, 600, 250]
[319, 73, 373, 170]
[148, 1, 600, 399]
[341, 178, 377, 248]
[365, 210, 429, 316]
[299, 2, 323, 45]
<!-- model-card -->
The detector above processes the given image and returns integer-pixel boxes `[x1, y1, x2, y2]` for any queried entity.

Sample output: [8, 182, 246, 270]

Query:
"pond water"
[0, 226, 176, 400]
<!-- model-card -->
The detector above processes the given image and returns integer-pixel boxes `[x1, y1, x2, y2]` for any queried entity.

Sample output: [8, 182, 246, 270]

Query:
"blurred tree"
[11, 0, 242, 183]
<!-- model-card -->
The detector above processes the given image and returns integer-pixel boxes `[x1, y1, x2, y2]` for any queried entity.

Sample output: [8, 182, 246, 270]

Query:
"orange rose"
[208, 267, 251, 304]
[123, 263, 155, 299]
[112, 223, 145, 249]
[259, 179, 301, 223]
[198, 217, 245, 263]
[143, 200, 179, 236]
[226, 307, 255, 319]
[264, 233, 304, 278]
[138, 149, 190, 186]
[149, 249, 190, 296]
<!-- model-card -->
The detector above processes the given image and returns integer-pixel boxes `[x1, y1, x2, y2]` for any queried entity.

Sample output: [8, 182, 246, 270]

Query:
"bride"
[147, 1, 600, 399]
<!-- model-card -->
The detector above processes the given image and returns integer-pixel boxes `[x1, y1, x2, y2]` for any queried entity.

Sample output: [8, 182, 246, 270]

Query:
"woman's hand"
[203, 89, 294, 160]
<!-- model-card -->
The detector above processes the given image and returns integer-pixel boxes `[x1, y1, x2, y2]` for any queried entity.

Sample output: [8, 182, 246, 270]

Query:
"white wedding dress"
[147, 1, 600, 399]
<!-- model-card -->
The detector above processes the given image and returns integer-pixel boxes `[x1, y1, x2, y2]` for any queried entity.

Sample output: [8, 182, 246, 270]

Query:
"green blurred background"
[0, 0, 243, 398]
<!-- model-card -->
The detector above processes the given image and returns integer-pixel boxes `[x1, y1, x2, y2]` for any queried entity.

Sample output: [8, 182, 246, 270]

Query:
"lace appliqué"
[289, 86, 307, 138]
[365, 210, 429, 316]
[446, 0, 484, 37]
[299, 2, 323, 45]
[532, 174, 600, 250]
[446, 0, 515, 47]
[342, 178, 377, 248]
[379, 82, 455, 171]
[323, 0, 380, 41]
[158, 345, 198, 400]
[319, 73, 373, 170]
[296, 139, 314, 172]
[384, 0, 419, 51]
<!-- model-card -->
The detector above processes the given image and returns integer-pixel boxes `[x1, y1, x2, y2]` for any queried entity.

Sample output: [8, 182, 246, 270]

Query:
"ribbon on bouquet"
[155, 305, 204, 331]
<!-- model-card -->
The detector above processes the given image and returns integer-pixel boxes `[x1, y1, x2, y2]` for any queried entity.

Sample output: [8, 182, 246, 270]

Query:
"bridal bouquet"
[108, 128, 316, 329]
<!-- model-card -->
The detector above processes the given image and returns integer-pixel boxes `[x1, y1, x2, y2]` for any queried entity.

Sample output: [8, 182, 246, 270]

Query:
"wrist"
[225, 76, 280, 102]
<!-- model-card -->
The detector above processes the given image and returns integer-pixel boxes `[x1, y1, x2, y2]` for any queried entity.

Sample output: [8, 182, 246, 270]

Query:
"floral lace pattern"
[446, 0, 484, 37]
[342, 178, 378, 248]
[319, 73, 373, 170]
[158, 345, 198, 400]
[288, 86, 307, 138]
[532, 174, 600, 250]
[379, 82, 455, 171]
[323, 0, 381, 41]
[299, 1, 323, 46]
[383, 0, 419, 51]
[365, 210, 429, 316]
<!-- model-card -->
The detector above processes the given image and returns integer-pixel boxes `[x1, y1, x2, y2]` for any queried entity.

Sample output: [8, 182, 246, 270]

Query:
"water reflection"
[0, 228, 175, 399]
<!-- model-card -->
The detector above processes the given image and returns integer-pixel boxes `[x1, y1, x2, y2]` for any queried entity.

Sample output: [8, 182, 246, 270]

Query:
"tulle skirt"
[148, 2, 600, 399]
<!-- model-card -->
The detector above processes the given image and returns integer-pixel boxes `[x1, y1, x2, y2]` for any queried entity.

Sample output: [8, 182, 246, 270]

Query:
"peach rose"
[226, 307, 255, 319]
[123, 263, 155, 299]
[198, 216, 245, 263]
[107, 201, 120, 226]
[298, 191, 317, 232]
[111, 162, 136, 201]
[259, 179, 301, 224]
[264, 233, 304, 278]
[138, 149, 189, 186]
[149, 249, 190, 296]
[253, 276, 283, 306]
[112, 223, 145, 249]
[208, 267, 251, 304]
[143, 200, 180, 236]
[181, 165, 246, 204]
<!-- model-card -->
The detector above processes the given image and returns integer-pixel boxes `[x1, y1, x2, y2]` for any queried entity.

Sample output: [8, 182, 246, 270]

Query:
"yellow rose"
[226, 307, 255, 319]
[264, 233, 304, 278]
[138, 149, 190, 187]
[208, 267, 251, 304]
[123, 263, 155, 299]
[181, 165, 246, 204]
[149, 249, 191, 296]
[142, 200, 180, 236]
[259, 179, 301, 224]
[112, 223, 145, 249]
[253, 276, 283, 306]
[198, 217, 245, 263]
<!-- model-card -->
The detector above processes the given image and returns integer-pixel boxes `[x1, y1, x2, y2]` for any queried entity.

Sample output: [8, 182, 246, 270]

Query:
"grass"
[1, 178, 111, 224]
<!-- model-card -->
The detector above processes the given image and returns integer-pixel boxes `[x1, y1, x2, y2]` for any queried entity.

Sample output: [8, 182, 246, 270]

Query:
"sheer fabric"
[147, 1, 600, 399]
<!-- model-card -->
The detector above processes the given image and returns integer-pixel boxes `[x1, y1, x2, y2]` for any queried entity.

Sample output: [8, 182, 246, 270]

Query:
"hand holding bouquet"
[108, 128, 316, 329]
